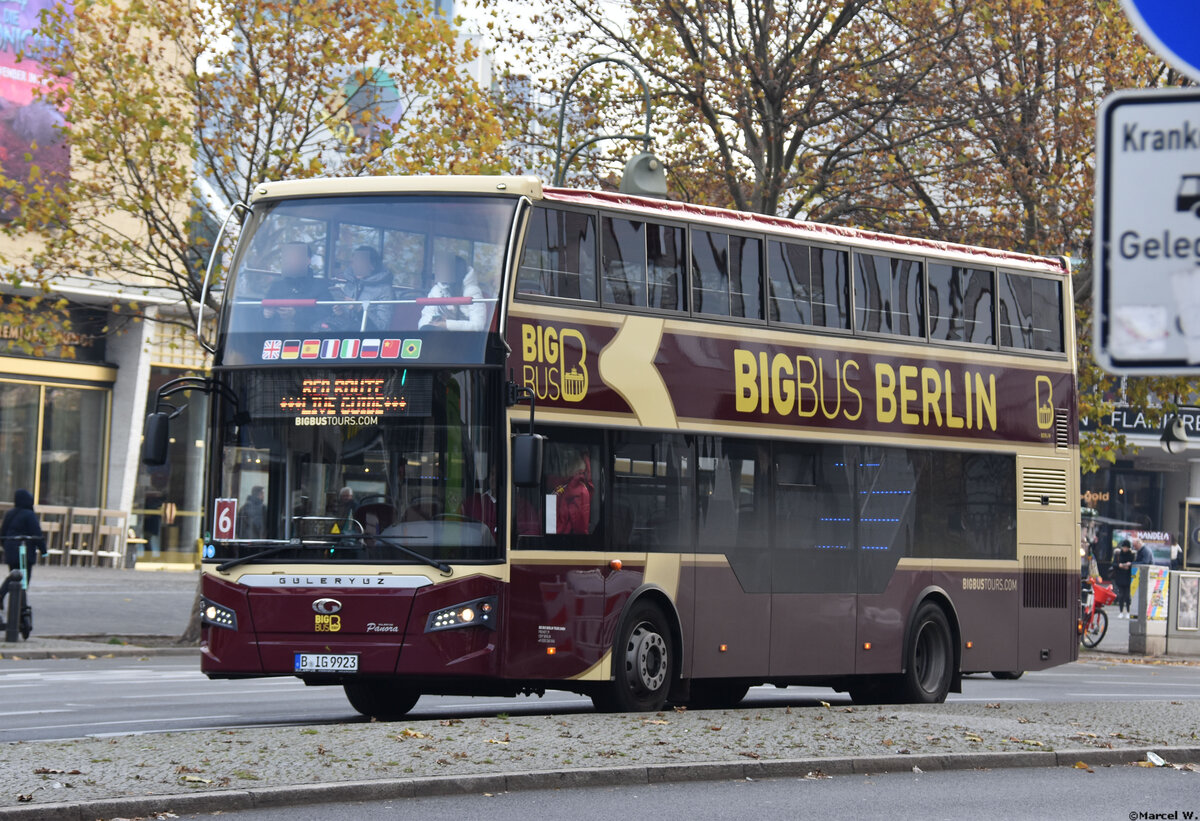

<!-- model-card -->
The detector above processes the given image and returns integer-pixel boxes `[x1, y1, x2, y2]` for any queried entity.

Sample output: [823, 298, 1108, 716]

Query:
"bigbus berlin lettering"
[513, 318, 1072, 446]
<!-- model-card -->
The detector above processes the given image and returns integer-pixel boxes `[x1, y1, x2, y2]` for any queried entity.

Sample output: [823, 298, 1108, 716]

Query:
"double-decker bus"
[149, 175, 1079, 718]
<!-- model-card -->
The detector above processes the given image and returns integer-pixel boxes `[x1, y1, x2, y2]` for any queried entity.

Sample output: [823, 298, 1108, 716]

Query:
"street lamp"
[552, 57, 667, 198]
[1161, 415, 1189, 454]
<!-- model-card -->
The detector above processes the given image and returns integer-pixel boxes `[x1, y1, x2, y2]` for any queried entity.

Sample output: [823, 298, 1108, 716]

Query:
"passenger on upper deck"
[332, 246, 394, 332]
[263, 242, 333, 330]
[419, 255, 487, 331]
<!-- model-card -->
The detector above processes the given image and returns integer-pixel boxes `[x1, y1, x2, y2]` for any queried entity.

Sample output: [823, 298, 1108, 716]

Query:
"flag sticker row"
[261, 338, 422, 361]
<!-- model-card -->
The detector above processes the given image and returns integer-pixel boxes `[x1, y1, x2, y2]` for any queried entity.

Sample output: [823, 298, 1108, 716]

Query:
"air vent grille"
[1022, 466, 1068, 506]
[1054, 408, 1070, 451]
[1022, 555, 1072, 609]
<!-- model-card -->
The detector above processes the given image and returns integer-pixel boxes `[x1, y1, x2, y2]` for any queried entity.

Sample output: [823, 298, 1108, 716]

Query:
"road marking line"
[10, 714, 241, 732]
[0, 709, 71, 716]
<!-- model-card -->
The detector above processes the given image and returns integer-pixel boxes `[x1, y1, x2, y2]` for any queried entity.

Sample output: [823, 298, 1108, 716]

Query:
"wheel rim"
[624, 621, 668, 694]
[913, 621, 947, 693]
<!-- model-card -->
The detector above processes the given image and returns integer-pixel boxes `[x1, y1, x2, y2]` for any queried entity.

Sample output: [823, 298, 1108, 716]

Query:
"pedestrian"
[1133, 536, 1155, 566]
[1111, 539, 1135, 619]
[1170, 537, 1184, 571]
[0, 489, 46, 618]
[238, 486, 266, 540]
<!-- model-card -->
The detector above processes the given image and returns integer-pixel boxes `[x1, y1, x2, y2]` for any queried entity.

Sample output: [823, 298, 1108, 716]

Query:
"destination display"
[243, 368, 433, 421]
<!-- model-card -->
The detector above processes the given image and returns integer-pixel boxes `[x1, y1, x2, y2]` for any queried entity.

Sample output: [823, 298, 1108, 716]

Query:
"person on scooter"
[0, 489, 45, 624]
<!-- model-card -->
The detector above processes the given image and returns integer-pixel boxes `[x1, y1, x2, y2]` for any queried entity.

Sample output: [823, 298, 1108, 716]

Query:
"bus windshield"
[218, 195, 517, 366]
[209, 368, 502, 565]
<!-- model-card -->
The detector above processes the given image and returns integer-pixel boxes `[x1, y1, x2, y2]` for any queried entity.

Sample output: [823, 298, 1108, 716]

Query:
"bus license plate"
[294, 653, 358, 673]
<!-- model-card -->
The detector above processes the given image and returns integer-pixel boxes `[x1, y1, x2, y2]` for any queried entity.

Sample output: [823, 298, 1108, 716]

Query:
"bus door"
[691, 439, 771, 679]
[854, 446, 921, 675]
[769, 443, 857, 677]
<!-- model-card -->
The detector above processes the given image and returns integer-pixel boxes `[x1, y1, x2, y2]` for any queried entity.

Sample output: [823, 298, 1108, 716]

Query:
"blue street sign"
[1123, 0, 1200, 81]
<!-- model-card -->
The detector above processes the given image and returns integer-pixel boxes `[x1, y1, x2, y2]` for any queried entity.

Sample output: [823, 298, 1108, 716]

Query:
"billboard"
[0, 0, 68, 217]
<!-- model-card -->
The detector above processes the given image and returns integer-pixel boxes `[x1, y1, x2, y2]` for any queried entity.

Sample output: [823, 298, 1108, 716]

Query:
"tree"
[840, 0, 1194, 472]
[493, 0, 963, 217]
[2, 0, 508, 335]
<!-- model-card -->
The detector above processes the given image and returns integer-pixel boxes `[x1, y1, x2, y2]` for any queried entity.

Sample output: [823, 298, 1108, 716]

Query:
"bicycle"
[3, 540, 32, 643]
[1079, 579, 1115, 649]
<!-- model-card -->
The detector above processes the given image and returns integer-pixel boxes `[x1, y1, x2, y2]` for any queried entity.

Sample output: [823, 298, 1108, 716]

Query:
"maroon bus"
[145, 175, 1080, 718]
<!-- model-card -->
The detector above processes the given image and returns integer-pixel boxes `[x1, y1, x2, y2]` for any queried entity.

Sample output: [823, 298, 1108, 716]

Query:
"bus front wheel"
[898, 602, 955, 704]
[593, 601, 675, 713]
[343, 680, 420, 721]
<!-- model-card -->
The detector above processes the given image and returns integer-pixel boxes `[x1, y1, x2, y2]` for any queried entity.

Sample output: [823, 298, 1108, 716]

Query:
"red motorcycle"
[1079, 579, 1116, 648]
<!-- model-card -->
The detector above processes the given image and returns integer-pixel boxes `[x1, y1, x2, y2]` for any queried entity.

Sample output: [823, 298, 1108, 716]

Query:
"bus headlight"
[426, 596, 497, 632]
[201, 597, 238, 630]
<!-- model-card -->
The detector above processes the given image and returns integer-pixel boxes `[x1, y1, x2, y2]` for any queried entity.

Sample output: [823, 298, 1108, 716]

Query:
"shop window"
[0, 383, 40, 504]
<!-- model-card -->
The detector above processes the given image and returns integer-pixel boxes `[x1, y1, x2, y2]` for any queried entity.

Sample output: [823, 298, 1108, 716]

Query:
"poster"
[1178, 575, 1199, 631]
[0, 0, 68, 218]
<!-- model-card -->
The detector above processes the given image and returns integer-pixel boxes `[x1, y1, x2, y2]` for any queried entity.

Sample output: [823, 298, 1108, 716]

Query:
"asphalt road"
[2, 655, 1198, 743]
[173, 765, 1200, 821]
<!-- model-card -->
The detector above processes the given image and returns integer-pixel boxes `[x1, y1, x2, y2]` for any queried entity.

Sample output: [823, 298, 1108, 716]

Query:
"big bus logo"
[1035, 375, 1054, 430]
[520, 324, 589, 402]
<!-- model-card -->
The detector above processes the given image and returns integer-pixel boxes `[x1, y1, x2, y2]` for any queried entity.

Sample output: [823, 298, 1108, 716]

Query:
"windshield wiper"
[215, 539, 352, 573]
[333, 533, 451, 575]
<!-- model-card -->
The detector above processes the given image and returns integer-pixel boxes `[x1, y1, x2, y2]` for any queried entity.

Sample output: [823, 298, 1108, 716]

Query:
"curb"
[5, 745, 1198, 820]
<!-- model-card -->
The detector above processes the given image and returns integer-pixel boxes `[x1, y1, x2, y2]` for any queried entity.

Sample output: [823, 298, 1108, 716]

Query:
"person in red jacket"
[554, 451, 593, 535]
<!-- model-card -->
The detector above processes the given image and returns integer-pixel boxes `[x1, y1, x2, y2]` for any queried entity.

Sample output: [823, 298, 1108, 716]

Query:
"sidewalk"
[1, 565, 199, 658]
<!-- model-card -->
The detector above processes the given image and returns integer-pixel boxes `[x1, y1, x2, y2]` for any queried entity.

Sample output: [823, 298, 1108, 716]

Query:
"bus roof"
[543, 187, 1068, 277]
[248, 175, 1067, 276]
[248, 175, 545, 202]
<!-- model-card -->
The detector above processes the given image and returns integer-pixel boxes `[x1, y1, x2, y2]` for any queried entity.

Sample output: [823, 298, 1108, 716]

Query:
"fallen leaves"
[32, 768, 80, 775]
[397, 729, 428, 739]
[964, 733, 983, 743]
[1073, 761, 1094, 773]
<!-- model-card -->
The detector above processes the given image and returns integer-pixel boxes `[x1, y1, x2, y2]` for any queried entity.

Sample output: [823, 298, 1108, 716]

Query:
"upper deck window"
[600, 216, 686, 310]
[767, 241, 850, 329]
[998, 272, 1064, 352]
[692, 230, 763, 320]
[927, 264, 994, 344]
[223, 195, 516, 362]
[517, 207, 597, 301]
[853, 253, 924, 338]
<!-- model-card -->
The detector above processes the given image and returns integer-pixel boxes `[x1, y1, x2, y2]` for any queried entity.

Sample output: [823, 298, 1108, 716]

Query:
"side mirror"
[512, 433, 545, 488]
[142, 412, 171, 466]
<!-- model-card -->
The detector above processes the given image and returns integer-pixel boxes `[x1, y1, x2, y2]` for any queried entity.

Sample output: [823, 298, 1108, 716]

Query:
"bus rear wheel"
[899, 603, 955, 704]
[687, 679, 749, 710]
[343, 680, 420, 721]
[593, 601, 675, 713]
[991, 671, 1024, 680]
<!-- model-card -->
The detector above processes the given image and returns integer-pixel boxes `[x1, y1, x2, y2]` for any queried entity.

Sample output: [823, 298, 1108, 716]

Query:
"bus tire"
[990, 671, 1024, 680]
[343, 680, 420, 721]
[687, 679, 749, 710]
[899, 602, 955, 704]
[592, 601, 675, 713]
